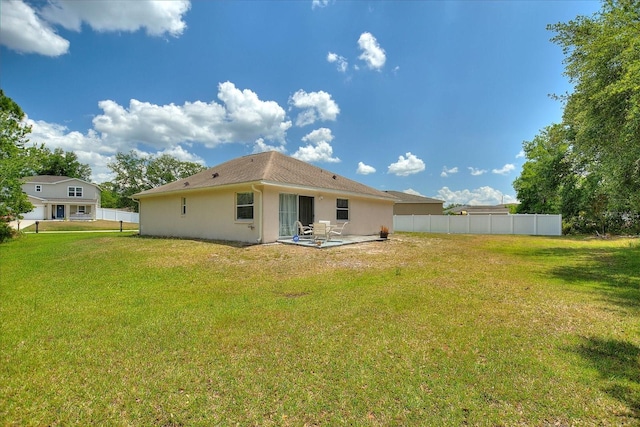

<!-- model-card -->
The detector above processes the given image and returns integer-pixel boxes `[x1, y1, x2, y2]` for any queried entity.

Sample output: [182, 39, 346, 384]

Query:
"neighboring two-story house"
[21, 176, 101, 220]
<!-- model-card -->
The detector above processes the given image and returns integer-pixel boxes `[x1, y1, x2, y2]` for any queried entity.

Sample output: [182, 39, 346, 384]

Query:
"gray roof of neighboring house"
[384, 191, 444, 204]
[448, 205, 511, 214]
[22, 175, 98, 186]
[133, 151, 397, 200]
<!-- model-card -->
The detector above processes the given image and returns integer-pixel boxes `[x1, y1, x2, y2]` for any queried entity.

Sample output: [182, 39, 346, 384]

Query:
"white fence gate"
[95, 208, 139, 223]
[394, 214, 562, 236]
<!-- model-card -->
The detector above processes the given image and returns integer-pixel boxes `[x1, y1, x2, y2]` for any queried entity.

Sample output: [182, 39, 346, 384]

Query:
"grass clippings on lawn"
[0, 232, 638, 425]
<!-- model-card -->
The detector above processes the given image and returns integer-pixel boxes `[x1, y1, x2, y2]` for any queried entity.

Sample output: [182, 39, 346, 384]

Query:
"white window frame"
[77, 206, 86, 214]
[68, 186, 83, 197]
[35, 185, 42, 192]
[236, 192, 254, 221]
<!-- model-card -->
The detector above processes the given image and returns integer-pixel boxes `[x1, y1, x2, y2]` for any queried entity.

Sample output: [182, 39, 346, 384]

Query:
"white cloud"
[27, 118, 121, 183]
[403, 188, 424, 196]
[40, 0, 190, 36]
[25, 81, 291, 182]
[93, 81, 291, 149]
[436, 186, 517, 206]
[356, 162, 376, 175]
[26, 117, 207, 183]
[492, 163, 515, 175]
[252, 138, 286, 154]
[312, 0, 330, 9]
[0, 0, 190, 57]
[516, 150, 525, 159]
[289, 90, 340, 127]
[0, 0, 69, 56]
[468, 167, 487, 176]
[301, 127, 334, 144]
[388, 152, 425, 176]
[357, 32, 386, 70]
[292, 128, 340, 163]
[327, 52, 348, 73]
[159, 145, 205, 165]
[441, 166, 459, 177]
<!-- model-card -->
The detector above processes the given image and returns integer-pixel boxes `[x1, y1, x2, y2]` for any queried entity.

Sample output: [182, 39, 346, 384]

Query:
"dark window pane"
[337, 198, 348, 208]
[237, 192, 254, 205]
[237, 206, 254, 219]
[337, 210, 349, 220]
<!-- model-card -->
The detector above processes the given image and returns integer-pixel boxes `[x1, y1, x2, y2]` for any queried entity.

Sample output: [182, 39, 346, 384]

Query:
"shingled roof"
[384, 191, 444, 204]
[22, 175, 94, 184]
[133, 151, 396, 200]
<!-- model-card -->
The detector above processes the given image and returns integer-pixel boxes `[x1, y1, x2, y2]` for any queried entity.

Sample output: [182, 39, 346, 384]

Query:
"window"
[337, 198, 349, 220]
[68, 186, 83, 197]
[35, 185, 42, 192]
[236, 192, 254, 220]
[181, 197, 187, 215]
[77, 206, 86, 214]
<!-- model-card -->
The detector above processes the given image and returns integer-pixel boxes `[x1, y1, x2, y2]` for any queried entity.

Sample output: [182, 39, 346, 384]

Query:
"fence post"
[120, 220, 123, 232]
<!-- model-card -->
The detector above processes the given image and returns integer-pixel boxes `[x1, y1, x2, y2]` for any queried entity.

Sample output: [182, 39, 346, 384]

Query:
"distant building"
[384, 191, 444, 215]
[447, 204, 511, 215]
[21, 175, 101, 220]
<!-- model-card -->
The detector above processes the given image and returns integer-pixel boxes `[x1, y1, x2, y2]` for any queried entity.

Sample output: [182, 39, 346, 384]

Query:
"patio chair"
[295, 221, 313, 239]
[312, 222, 328, 241]
[328, 221, 348, 240]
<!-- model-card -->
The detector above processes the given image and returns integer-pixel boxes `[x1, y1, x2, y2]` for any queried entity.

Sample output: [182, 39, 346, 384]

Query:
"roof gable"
[134, 151, 394, 200]
[22, 175, 99, 188]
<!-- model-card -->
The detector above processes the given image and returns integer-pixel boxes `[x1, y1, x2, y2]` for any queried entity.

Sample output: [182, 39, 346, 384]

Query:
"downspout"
[131, 197, 140, 233]
[252, 185, 263, 244]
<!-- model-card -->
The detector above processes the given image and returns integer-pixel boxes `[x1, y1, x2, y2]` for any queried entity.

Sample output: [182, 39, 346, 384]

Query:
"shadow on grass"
[573, 336, 640, 420]
[531, 242, 640, 311]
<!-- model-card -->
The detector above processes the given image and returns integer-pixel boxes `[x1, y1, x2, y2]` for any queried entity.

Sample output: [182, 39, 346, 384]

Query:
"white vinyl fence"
[394, 214, 562, 236]
[96, 208, 139, 223]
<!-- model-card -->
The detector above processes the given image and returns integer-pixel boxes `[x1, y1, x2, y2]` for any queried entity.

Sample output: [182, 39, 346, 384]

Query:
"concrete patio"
[277, 234, 387, 248]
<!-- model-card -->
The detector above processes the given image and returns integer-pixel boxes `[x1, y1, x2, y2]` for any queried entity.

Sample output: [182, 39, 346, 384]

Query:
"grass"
[0, 232, 638, 425]
[21, 219, 139, 232]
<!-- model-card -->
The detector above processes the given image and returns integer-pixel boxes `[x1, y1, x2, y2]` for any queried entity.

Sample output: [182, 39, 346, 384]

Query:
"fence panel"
[96, 208, 139, 223]
[393, 214, 561, 236]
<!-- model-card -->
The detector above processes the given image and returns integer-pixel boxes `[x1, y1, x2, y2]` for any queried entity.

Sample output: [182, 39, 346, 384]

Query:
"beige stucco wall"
[139, 183, 394, 244]
[263, 184, 394, 239]
[139, 185, 261, 243]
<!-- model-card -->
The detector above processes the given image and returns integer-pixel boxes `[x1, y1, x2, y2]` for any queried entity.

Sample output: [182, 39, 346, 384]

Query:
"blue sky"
[1, 0, 601, 205]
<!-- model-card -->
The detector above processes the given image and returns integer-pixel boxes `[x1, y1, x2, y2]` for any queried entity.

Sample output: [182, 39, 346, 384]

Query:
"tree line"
[514, 0, 640, 234]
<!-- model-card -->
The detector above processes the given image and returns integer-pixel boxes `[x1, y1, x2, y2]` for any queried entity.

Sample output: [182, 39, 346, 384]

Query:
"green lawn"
[1, 232, 638, 425]
[21, 219, 139, 232]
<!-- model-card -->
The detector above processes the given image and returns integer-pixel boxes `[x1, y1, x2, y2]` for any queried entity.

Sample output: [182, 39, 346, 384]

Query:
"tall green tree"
[33, 147, 92, 181]
[0, 90, 33, 240]
[108, 151, 206, 211]
[514, 124, 572, 215]
[549, 0, 640, 213]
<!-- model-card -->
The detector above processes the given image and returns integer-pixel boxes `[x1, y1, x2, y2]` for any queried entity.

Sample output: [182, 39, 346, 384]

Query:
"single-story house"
[385, 191, 444, 215]
[21, 176, 101, 220]
[447, 204, 512, 215]
[132, 151, 397, 244]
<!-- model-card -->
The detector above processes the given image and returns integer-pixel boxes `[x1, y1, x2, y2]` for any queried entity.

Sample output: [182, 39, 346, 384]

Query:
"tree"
[99, 181, 120, 208]
[33, 147, 92, 181]
[549, 0, 640, 213]
[0, 90, 33, 240]
[108, 151, 206, 211]
[514, 124, 573, 215]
